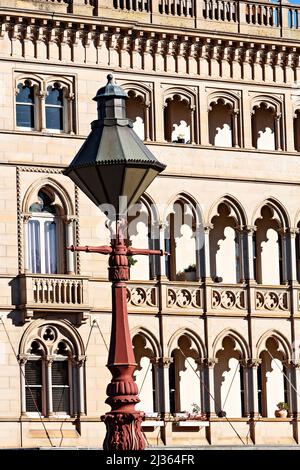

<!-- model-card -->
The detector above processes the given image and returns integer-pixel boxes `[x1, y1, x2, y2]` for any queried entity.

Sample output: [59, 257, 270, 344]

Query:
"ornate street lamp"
[63, 75, 166, 450]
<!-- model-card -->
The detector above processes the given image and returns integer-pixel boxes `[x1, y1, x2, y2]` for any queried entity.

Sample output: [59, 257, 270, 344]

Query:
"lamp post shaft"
[103, 229, 146, 450]
[68, 224, 163, 450]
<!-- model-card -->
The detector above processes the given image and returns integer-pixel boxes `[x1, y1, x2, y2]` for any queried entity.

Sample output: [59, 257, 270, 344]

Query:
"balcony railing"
[16, 273, 300, 321]
[18, 274, 89, 321]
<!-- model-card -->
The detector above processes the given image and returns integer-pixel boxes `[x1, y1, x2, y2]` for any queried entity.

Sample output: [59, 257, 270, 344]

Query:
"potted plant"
[188, 403, 205, 420]
[275, 402, 289, 418]
[184, 264, 196, 281]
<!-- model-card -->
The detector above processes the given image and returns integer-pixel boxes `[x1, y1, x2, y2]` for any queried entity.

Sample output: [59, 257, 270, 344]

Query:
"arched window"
[20, 322, 86, 417]
[208, 98, 240, 148]
[165, 197, 201, 281]
[214, 336, 245, 417]
[258, 337, 289, 417]
[254, 205, 285, 285]
[128, 198, 158, 280]
[28, 190, 60, 274]
[25, 341, 43, 413]
[133, 333, 157, 413]
[45, 83, 64, 131]
[126, 90, 152, 141]
[251, 101, 282, 151]
[16, 80, 36, 129]
[210, 203, 241, 283]
[169, 334, 203, 415]
[164, 94, 194, 144]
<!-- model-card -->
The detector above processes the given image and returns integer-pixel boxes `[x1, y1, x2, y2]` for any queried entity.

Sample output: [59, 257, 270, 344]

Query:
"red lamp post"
[64, 75, 166, 450]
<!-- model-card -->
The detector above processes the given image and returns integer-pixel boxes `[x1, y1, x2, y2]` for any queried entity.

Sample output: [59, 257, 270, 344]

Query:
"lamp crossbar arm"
[67, 245, 164, 257]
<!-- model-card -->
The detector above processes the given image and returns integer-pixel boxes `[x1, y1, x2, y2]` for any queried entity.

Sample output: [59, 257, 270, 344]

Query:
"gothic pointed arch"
[208, 91, 241, 148]
[163, 193, 203, 281]
[18, 319, 86, 417]
[208, 195, 247, 283]
[163, 87, 197, 144]
[256, 330, 291, 417]
[22, 178, 76, 275]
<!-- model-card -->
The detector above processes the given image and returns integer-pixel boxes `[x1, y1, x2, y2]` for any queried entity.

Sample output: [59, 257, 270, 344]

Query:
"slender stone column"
[46, 356, 54, 416]
[65, 217, 76, 274]
[232, 109, 240, 148]
[23, 215, 32, 272]
[287, 228, 298, 282]
[151, 357, 173, 416]
[19, 355, 28, 416]
[77, 355, 86, 416]
[195, 223, 203, 281]
[240, 360, 250, 417]
[205, 358, 218, 417]
[274, 112, 282, 151]
[144, 101, 151, 142]
[291, 362, 300, 418]
[244, 225, 257, 282]
[248, 358, 262, 418]
[203, 224, 213, 280]
[158, 222, 168, 279]
[38, 91, 46, 132]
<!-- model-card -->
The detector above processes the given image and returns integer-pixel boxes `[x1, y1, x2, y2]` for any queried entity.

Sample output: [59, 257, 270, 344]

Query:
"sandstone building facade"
[1, 0, 300, 447]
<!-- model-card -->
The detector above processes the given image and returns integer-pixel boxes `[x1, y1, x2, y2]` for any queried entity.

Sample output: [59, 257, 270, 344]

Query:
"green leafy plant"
[184, 264, 196, 273]
[191, 403, 201, 414]
[127, 255, 137, 268]
[276, 402, 289, 411]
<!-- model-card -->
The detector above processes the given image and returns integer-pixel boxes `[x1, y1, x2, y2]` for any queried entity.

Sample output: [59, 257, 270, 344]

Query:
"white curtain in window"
[28, 220, 41, 273]
[45, 221, 57, 274]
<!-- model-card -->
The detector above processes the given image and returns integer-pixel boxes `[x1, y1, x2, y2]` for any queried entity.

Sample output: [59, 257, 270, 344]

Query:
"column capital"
[204, 223, 213, 233]
[18, 354, 28, 366]
[287, 228, 299, 237]
[247, 358, 262, 368]
[46, 355, 55, 365]
[63, 215, 78, 224]
[22, 213, 32, 224]
[244, 225, 257, 234]
[205, 357, 218, 367]
[151, 356, 173, 368]
[75, 355, 86, 367]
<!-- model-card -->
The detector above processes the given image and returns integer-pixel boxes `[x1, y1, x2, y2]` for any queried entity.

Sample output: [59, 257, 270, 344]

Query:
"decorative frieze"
[1, 14, 300, 84]
[212, 288, 247, 310]
[167, 287, 202, 309]
[126, 285, 157, 307]
[256, 289, 289, 311]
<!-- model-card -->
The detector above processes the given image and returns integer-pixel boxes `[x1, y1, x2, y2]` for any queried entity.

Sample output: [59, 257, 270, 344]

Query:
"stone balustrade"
[16, 274, 300, 321]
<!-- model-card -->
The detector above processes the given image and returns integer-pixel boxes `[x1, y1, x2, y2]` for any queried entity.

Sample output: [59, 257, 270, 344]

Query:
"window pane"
[52, 361, 70, 414]
[46, 87, 63, 106]
[28, 220, 41, 273]
[25, 360, 42, 413]
[52, 361, 68, 385]
[25, 387, 42, 413]
[46, 107, 63, 130]
[16, 104, 34, 128]
[44, 221, 57, 274]
[25, 360, 42, 385]
[16, 84, 35, 103]
[52, 387, 70, 413]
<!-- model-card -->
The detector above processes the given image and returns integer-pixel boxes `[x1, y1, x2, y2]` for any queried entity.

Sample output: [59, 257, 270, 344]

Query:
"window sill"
[20, 416, 76, 422]
[175, 421, 209, 427]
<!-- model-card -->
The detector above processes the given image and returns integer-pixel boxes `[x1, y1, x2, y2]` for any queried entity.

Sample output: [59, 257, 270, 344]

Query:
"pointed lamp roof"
[64, 74, 166, 218]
